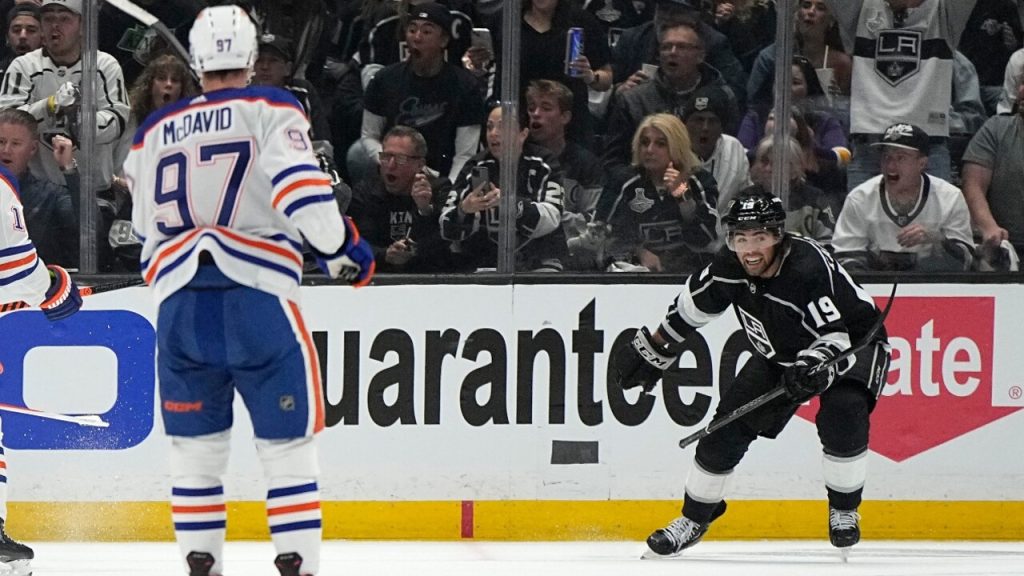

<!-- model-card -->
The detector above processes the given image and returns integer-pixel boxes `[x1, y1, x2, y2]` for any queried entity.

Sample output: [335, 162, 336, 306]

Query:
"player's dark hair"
[0, 108, 38, 137]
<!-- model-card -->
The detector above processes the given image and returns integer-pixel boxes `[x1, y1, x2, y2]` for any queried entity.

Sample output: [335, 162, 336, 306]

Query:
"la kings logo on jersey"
[737, 306, 776, 358]
[875, 30, 921, 86]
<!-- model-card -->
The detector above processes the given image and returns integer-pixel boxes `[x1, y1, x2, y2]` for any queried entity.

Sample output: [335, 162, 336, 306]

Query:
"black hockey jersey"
[658, 235, 884, 365]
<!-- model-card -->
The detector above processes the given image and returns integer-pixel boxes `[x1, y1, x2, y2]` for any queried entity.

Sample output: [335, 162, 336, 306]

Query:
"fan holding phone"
[439, 104, 570, 272]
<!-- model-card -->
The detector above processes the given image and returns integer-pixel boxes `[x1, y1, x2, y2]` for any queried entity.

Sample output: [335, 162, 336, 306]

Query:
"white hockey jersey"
[124, 86, 348, 304]
[0, 164, 50, 307]
[0, 48, 130, 188]
[828, 0, 977, 137]
[832, 173, 974, 267]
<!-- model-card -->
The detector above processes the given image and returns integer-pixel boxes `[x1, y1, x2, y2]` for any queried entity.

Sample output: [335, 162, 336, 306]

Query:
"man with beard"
[612, 185, 891, 559]
[356, 2, 485, 182]
[348, 126, 457, 272]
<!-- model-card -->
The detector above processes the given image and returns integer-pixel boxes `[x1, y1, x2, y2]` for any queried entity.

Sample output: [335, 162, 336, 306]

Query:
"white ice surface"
[17, 540, 1024, 575]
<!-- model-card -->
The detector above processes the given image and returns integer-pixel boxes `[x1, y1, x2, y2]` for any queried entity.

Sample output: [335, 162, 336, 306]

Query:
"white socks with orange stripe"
[172, 477, 226, 575]
[170, 433, 231, 575]
[258, 437, 321, 575]
[267, 478, 321, 574]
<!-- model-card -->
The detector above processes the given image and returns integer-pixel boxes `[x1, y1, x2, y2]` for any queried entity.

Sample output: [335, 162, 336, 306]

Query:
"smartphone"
[470, 165, 490, 192]
[471, 28, 493, 54]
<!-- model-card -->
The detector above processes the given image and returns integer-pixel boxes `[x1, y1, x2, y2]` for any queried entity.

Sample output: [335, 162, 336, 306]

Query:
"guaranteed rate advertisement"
[0, 282, 1021, 504]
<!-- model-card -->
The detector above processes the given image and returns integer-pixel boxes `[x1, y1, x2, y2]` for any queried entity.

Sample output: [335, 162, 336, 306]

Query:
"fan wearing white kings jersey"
[827, 0, 977, 188]
[612, 186, 891, 558]
[123, 6, 374, 576]
[0, 0, 129, 191]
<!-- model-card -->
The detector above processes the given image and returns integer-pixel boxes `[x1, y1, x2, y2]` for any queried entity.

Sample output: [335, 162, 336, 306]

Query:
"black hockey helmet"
[723, 185, 786, 232]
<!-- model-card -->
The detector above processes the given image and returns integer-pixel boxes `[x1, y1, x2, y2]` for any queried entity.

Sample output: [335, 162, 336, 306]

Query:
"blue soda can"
[565, 27, 584, 76]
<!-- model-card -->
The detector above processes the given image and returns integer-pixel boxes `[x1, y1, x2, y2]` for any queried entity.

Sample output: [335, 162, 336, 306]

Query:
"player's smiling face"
[730, 229, 782, 277]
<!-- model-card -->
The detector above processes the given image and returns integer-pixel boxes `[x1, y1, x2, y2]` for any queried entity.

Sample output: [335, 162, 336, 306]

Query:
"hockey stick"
[0, 277, 146, 314]
[102, 0, 199, 83]
[0, 402, 110, 427]
[678, 283, 898, 450]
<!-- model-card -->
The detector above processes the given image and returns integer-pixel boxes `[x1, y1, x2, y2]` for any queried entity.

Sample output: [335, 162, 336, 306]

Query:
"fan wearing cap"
[1, 4, 41, 73]
[683, 84, 750, 211]
[826, 0, 978, 190]
[832, 123, 974, 272]
[358, 2, 485, 183]
[0, 0, 130, 203]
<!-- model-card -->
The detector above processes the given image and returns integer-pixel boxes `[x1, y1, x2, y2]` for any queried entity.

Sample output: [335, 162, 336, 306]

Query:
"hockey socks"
[172, 480, 226, 575]
[267, 479, 321, 575]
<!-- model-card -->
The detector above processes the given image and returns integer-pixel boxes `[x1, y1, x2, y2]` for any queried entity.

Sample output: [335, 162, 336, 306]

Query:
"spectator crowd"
[4, 0, 1024, 275]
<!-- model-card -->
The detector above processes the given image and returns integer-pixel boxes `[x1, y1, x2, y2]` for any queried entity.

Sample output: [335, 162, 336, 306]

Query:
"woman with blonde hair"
[596, 113, 720, 273]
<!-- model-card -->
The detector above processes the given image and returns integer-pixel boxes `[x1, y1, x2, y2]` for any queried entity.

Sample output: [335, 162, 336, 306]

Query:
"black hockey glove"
[783, 351, 837, 403]
[612, 327, 676, 393]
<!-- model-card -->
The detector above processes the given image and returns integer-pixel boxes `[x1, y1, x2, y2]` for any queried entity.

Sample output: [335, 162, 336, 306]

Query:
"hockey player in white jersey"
[123, 6, 375, 576]
[0, 154, 82, 575]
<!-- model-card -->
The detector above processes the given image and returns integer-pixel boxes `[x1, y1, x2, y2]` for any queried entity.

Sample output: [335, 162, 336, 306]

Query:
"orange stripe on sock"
[267, 501, 321, 516]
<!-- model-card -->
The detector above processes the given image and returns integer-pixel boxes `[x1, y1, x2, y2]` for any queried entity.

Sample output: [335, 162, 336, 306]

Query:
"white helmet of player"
[188, 5, 258, 75]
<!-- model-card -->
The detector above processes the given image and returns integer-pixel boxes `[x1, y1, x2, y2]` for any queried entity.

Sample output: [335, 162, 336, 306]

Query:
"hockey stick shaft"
[0, 402, 110, 427]
[678, 283, 898, 450]
[0, 277, 145, 314]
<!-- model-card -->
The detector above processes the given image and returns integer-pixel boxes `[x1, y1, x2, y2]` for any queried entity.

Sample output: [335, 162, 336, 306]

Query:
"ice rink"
[21, 540, 1024, 575]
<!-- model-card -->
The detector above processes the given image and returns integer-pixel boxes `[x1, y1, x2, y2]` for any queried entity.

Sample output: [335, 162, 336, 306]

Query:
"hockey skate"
[0, 519, 32, 576]
[829, 507, 860, 562]
[642, 501, 727, 559]
[186, 551, 217, 576]
[274, 552, 311, 576]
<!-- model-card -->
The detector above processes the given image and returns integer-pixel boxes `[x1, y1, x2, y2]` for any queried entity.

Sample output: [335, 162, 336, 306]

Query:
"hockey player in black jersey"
[612, 185, 891, 558]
